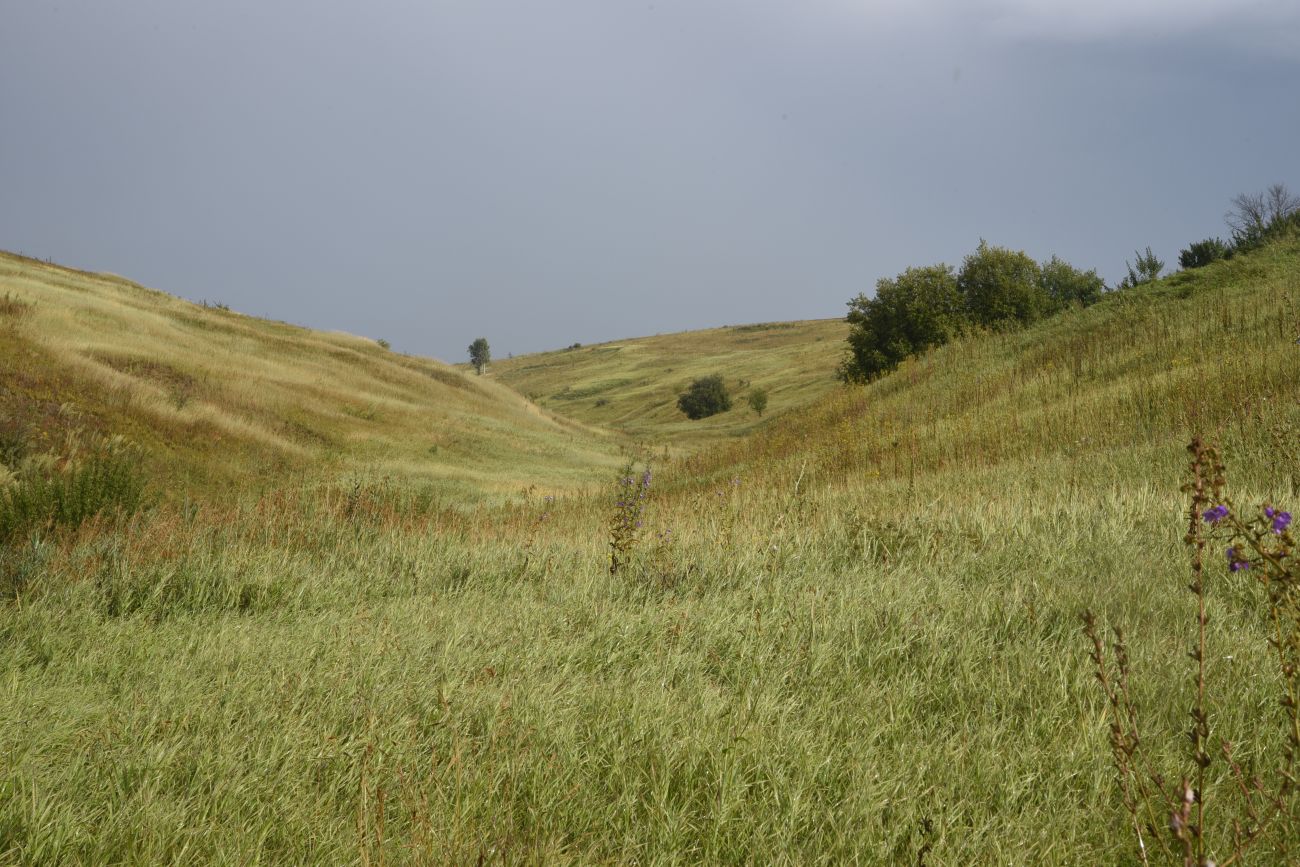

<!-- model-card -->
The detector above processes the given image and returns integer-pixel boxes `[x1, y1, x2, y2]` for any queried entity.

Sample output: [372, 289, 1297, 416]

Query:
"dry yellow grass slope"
[0, 252, 622, 501]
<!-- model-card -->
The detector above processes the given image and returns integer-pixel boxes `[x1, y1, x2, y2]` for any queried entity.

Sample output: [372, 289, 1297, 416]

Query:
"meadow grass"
[0, 238, 1298, 863]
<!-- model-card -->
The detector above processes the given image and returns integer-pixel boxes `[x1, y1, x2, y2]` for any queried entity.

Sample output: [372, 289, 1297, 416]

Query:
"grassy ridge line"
[0, 251, 622, 500]
[492, 318, 848, 448]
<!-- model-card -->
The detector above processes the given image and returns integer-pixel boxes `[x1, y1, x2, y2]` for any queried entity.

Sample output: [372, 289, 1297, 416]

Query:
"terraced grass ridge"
[1, 235, 1299, 863]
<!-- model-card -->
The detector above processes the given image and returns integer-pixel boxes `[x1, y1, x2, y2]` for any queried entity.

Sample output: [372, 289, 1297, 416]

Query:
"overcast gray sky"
[3, 1, 1297, 361]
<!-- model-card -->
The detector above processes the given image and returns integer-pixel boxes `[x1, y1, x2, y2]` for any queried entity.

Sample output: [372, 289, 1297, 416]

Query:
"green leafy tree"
[1118, 247, 1164, 289]
[747, 387, 769, 417]
[1178, 238, 1229, 270]
[839, 264, 965, 382]
[958, 241, 1047, 327]
[677, 375, 732, 420]
[467, 337, 490, 375]
[1039, 256, 1106, 310]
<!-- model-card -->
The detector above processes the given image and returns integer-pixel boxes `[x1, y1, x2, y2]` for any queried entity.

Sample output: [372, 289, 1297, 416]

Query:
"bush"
[1038, 256, 1105, 309]
[1118, 246, 1164, 289]
[747, 387, 769, 417]
[1178, 238, 1229, 269]
[839, 264, 966, 382]
[677, 375, 732, 419]
[0, 436, 148, 545]
[958, 241, 1047, 327]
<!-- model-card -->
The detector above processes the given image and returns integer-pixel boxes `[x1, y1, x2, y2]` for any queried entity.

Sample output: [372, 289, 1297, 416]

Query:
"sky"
[2, 1, 1298, 362]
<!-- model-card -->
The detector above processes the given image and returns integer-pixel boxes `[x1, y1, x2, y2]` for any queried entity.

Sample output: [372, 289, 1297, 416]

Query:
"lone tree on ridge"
[468, 337, 491, 375]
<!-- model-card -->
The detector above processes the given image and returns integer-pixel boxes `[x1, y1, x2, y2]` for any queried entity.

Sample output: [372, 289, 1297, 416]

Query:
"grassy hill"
[491, 318, 847, 448]
[2, 236, 1299, 863]
[0, 252, 621, 501]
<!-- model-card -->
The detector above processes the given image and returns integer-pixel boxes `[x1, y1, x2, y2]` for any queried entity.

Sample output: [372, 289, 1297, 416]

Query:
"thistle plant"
[608, 463, 650, 575]
[1083, 438, 1299, 865]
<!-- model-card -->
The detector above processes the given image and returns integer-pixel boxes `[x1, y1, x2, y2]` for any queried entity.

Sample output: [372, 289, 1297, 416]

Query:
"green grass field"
[491, 319, 847, 449]
[1, 237, 1299, 863]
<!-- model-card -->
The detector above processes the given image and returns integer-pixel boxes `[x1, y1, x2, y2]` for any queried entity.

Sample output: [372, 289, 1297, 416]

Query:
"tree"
[677, 375, 732, 420]
[1226, 183, 1300, 252]
[1118, 247, 1164, 289]
[1178, 238, 1229, 270]
[957, 241, 1047, 328]
[468, 337, 490, 375]
[1039, 256, 1106, 310]
[839, 264, 965, 383]
[747, 387, 769, 417]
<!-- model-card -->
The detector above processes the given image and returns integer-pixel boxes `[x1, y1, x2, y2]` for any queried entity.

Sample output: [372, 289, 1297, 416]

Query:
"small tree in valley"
[677, 375, 732, 420]
[747, 387, 769, 417]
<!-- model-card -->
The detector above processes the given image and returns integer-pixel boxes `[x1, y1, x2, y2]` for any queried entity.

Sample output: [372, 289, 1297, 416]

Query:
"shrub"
[608, 464, 651, 574]
[0, 435, 148, 545]
[1118, 246, 1164, 289]
[840, 264, 966, 382]
[1038, 256, 1106, 309]
[376, 338, 391, 350]
[747, 387, 769, 417]
[958, 241, 1047, 327]
[1226, 183, 1300, 253]
[677, 375, 732, 419]
[1178, 238, 1229, 269]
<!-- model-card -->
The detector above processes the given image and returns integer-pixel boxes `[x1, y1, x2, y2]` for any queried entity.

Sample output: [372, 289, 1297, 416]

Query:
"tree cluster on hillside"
[842, 182, 1298, 384]
[839, 242, 1104, 383]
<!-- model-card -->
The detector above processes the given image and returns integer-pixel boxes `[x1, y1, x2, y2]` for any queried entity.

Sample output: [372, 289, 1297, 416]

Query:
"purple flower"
[1227, 547, 1251, 572]
[1202, 505, 1229, 524]
[1272, 511, 1293, 535]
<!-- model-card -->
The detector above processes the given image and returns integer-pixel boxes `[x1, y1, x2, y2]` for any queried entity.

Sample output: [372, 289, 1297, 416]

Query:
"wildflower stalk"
[1182, 437, 1222, 861]
[1086, 438, 1299, 864]
[609, 463, 650, 575]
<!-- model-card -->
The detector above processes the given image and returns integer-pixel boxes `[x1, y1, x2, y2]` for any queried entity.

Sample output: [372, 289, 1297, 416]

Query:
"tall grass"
[0, 436, 147, 544]
[0, 237, 1297, 862]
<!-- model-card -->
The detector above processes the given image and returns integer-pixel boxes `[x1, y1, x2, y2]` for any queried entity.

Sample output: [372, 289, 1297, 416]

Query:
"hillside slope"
[491, 318, 847, 447]
[0, 252, 620, 500]
[681, 237, 1300, 493]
